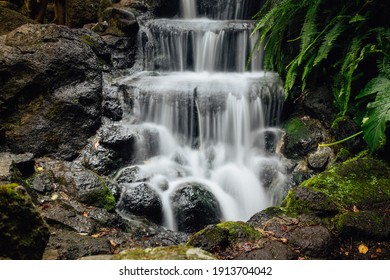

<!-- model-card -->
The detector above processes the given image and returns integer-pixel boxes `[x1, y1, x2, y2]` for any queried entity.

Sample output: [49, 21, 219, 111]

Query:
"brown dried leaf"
[358, 243, 369, 254]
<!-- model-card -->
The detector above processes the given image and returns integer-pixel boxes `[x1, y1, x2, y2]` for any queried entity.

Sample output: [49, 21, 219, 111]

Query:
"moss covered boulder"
[113, 245, 216, 260]
[281, 157, 390, 242]
[187, 221, 261, 253]
[285, 157, 390, 210]
[0, 184, 50, 259]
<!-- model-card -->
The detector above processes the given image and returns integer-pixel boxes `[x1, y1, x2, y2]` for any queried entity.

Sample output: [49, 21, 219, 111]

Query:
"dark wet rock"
[308, 146, 334, 170]
[98, 123, 138, 158]
[248, 207, 286, 228]
[77, 124, 149, 175]
[334, 211, 390, 240]
[77, 143, 119, 176]
[72, 28, 112, 67]
[235, 239, 298, 260]
[117, 183, 163, 224]
[281, 117, 332, 160]
[97, 7, 139, 37]
[30, 169, 56, 194]
[287, 225, 334, 258]
[143, 230, 189, 248]
[43, 228, 111, 260]
[42, 203, 97, 234]
[0, 24, 103, 160]
[0, 6, 34, 36]
[0, 184, 50, 259]
[103, 99, 123, 121]
[115, 166, 148, 184]
[117, 210, 160, 237]
[33, 159, 116, 212]
[171, 182, 222, 232]
[102, 35, 138, 69]
[187, 221, 261, 254]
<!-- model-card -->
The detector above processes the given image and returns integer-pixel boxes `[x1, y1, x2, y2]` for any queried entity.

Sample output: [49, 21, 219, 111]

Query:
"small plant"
[252, 0, 390, 152]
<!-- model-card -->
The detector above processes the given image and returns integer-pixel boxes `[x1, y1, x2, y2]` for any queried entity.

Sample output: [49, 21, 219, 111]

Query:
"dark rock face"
[0, 24, 104, 160]
[0, 184, 50, 259]
[171, 183, 222, 233]
[33, 158, 116, 211]
[117, 183, 163, 224]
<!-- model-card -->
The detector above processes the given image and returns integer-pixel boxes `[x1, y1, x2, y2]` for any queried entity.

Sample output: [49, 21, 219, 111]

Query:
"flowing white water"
[115, 0, 286, 231]
[181, 0, 197, 19]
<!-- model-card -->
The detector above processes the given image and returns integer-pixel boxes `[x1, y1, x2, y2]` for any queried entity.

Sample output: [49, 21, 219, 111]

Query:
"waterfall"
[115, 0, 286, 232]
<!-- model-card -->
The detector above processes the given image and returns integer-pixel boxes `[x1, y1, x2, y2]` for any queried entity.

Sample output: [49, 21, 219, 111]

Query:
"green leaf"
[359, 76, 390, 151]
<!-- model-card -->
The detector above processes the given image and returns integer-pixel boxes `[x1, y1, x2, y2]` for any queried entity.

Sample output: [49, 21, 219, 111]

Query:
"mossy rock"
[334, 211, 390, 240]
[282, 117, 329, 159]
[187, 221, 262, 253]
[300, 157, 390, 208]
[0, 184, 50, 259]
[281, 186, 340, 217]
[113, 245, 216, 260]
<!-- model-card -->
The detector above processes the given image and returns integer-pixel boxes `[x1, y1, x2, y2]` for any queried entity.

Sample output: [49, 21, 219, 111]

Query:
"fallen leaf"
[353, 205, 359, 212]
[82, 211, 88, 217]
[376, 248, 382, 254]
[358, 243, 369, 254]
[109, 239, 119, 247]
[51, 193, 59, 201]
[280, 238, 288, 244]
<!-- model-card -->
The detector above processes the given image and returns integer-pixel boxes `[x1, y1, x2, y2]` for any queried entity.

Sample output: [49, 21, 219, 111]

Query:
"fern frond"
[298, 0, 320, 65]
[313, 20, 345, 67]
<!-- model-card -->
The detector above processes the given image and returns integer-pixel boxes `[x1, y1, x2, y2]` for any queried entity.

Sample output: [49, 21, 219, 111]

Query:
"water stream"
[114, 0, 287, 232]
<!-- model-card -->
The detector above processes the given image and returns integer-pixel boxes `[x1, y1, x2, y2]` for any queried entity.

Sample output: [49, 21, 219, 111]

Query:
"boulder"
[171, 182, 222, 232]
[98, 7, 139, 37]
[187, 221, 262, 253]
[0, 184, 50, 259]
[0, 24, 104, 160]
[281, 117, 332, 160]
[33, 158, 116, 212]
[117, 183, 163, 224]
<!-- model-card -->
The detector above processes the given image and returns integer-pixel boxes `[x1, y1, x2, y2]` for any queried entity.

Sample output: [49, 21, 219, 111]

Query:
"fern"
[298, 0, 320, 66]
[253, 0, 390, 151]
[357, 76, 390, 151]
[313, 19, 345, 67]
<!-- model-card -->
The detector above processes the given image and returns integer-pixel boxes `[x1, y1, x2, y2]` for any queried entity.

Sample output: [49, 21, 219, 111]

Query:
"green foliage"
[253, 0, 390, 152]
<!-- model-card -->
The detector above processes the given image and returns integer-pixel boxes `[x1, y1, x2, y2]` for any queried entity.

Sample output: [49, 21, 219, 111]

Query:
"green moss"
[187, 221, 262, 253]
[79, 35, 98, 48]
[283, 118, 309, 144]
[301, 157, 390, 207]
[113, 246, 216, 260]
[333, 211, 389, 240]
[0, 183, 24, 202]
[87, 185, 116, 212]
[0, 183, 50, 259]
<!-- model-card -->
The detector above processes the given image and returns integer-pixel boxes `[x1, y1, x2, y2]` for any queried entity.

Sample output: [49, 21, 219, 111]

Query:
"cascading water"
[114, 0, 287, 232]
